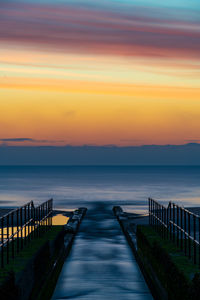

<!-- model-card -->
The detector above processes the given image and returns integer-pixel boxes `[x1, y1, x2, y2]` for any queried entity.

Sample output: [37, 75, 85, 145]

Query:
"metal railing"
[149, 198, 200, 267]
[0, 199, 53, 268]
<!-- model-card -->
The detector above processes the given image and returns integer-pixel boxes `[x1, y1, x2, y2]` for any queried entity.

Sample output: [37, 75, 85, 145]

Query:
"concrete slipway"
[52, 202, 153, 300]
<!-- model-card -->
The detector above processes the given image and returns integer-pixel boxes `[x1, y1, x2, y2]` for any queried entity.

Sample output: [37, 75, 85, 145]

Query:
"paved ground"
[52, 202, 153, 300]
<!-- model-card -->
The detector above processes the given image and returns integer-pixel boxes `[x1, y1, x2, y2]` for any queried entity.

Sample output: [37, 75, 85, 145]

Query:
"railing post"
[156, 202, 158, 232]
[0, 199, 53, 269]
[50, 199, 53, 227]
[17, 209, 19, 253]
[157, 202, 159, 233]
[169, 202, 172, 241]
[155, 202, 157, 232]
[188, 213, 191, 259]
[199, 218, 200, 268]
[11, 212, 14, 259]
[184, 209, 187, 255]
[37, 207, 39, 237]
[24, 206, 27, 245]
[148, 198, 150, 225]
[39, 206, 41, 237]
[28, 204, 30, 241]
[164, 207, 166, 239]
[180, 208, 183, 251]
[45, 203, 47, 230]
[1, 217, 4, 268]
[161, 206, 164, 238]
[33, 206, 35, 238]
[20, 207, 23, 249]
[193, 215, 196, 264]
[35, 208, 37, 237]
[173, 204, 175, 242]
[147, 199, 200, 269]
[152, 200, 154, 228]
[159, 203, 161, 235]
[166, 205, 168, 239]
[47, 200, 50, 227]
[7, 215, 9, 264]
[177, 206, 179, 248]
[42, 205, 44, 232]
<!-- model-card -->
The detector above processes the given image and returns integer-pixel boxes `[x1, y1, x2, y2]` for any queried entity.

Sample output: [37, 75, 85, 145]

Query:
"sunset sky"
[0, 0, 200, 146]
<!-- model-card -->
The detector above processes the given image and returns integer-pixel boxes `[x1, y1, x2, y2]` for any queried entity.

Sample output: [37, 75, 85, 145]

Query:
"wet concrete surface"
[52, 202, 153, 300]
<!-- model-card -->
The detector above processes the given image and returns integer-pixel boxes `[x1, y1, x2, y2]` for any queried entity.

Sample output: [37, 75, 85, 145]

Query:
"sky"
[0, 0, 200, 146]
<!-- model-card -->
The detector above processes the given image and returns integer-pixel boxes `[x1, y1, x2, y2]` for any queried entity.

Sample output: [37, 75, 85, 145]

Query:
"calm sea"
[0, 166, 200, 212]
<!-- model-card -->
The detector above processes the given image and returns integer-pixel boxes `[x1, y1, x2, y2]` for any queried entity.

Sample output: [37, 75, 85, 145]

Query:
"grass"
[0, 225, 64, 285]
[138, 225, 200, 280]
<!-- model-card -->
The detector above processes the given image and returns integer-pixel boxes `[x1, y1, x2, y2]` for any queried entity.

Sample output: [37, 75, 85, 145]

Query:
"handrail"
[169, 220, 200, 246]
[170, 202, 200, 219]
[149, 197, 200, 267]
[149, 212, 168, 229]
[0, 201, 34, 221]
[0, 218, 33, 247]
[0, 199, 53, 268]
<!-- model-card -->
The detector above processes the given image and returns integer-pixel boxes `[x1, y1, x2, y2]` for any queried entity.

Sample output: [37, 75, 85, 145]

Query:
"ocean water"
[1, 166, 200, 299]
[0, 166, 200, 212]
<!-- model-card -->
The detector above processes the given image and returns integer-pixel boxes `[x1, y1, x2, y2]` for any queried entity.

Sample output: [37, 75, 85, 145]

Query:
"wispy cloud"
[0, 138, 65, 144]
[186, 139, 200, 143]
[0, 1, 200, 59]
[0, 138, 34, 142]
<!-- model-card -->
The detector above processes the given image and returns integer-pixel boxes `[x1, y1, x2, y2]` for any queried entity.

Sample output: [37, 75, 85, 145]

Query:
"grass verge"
[137, 225, 200, 300]
[0, 226, 64, 299]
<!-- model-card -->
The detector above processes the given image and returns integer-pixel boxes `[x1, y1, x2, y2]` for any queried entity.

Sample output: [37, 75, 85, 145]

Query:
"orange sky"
[0, 0, 200, 146]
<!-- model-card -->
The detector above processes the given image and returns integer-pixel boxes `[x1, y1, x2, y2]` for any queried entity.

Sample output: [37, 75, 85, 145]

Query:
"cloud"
[186, 139, 200, 143]
[0, 138, 34, 142]
[0, 138, 65, 144]
[0, 2, 200, 59]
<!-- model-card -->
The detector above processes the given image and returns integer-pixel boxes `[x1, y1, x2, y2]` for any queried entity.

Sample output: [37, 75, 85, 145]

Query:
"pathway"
[52, 202, 153, 300]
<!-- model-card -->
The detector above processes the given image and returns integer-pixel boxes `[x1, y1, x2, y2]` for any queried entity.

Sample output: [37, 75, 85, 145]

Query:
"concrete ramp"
[52, 203, 153, 300]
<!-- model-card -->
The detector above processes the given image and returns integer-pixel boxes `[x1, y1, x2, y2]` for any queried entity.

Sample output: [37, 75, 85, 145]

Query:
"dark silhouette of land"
[0, 143, 200, 165]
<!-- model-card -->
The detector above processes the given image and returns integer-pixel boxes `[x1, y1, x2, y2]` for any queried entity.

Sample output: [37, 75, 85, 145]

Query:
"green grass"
[0, 226, 63, 285]
[138, 225, 199, 280]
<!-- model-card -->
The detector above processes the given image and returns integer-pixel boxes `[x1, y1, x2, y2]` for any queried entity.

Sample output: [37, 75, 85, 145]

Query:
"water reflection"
[0, 212, 69, 244]
[0, 219, 49, 242]
[0, 226, 34, 241]
[52, 214, 69, 225]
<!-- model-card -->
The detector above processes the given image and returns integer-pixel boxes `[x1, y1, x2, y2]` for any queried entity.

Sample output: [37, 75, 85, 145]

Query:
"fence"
[149, 198, 200, 267]
[0, 198, 53, 268]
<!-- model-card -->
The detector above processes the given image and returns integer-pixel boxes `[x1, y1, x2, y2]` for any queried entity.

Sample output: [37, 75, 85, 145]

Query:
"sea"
[1, 165, 200, 299]
[0, 166, 200, 212]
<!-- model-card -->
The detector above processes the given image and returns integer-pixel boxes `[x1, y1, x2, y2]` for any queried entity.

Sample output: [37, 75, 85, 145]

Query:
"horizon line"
[0, 142, 200, 148]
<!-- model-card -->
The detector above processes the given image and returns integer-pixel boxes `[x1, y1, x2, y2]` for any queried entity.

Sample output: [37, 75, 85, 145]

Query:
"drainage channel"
[52, 202, 154, 300]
